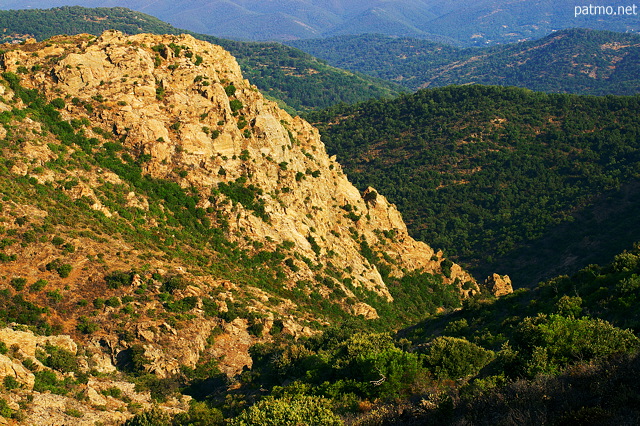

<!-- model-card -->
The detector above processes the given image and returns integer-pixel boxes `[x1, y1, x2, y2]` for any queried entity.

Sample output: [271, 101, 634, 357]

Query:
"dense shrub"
[0, 398, 13, 418]
[172, 402, 224, 426]
[225, 85, 236, 97]
[134, 374, 181, 402]
[215, 178, 268, 222]
[105, 270, 135, 289]
[164, 296, 198, 313]
[50, 98, 65, 109]
[129, 344, 149, 375]
[229, 395, 342, 426]
[122, 407, 171, 426]
[421, 336, 495, 380]
[229, 99, 243, 112]
[0, 292, 50, 333]
[29, 279, 47, 292]
[3, 376, 19, 390]
[45, 259, 72, 278]
[554, 295, 583, 317]
[511, 314, 639, 377]
[9, 277, 26, 291]
[446, 351, 640, 426]
[105, 297, 121, 308]
[161, 275, 188, 294]
[38, 343, 78, 373]
[611, 252, 640, 273]
[33, 370, 72, 395]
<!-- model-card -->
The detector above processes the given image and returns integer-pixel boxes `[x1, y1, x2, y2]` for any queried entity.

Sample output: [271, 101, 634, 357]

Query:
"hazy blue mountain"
[1, 0, 638, 44]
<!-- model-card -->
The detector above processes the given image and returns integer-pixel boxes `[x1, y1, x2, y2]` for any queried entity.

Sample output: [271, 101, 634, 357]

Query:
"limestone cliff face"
[3, 31, 476, 305]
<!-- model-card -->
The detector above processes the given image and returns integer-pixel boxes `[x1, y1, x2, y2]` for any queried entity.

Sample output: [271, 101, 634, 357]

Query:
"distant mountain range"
[288, 29, 640, 96]
[1, 0, 639, 45]
[2, 7, 638, 103]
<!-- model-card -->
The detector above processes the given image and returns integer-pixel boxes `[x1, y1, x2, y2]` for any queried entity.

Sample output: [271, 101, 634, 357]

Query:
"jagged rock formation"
[0, 31, 483, 423]
[0, 327, 189, 425]
[2, 31, 475, 300]
[484, 273, 514, 297]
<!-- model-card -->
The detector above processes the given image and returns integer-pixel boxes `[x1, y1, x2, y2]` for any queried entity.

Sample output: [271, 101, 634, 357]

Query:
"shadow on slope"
[475, 179, 640, 288]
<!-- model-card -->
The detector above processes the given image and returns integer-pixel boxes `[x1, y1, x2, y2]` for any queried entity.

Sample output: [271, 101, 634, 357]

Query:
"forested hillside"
[307, 85, 640, 286]
[215, 244, 640, 425]
[289, 29, 640, 96]
[0, 32, 467, 423]
[0, 6, 401, 112]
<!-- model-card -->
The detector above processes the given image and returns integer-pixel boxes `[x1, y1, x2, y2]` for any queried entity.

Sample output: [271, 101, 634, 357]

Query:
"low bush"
[9, 277, 26, 291]
[38, 344, 78, 373]
[45, 259, 72, 278]
[421, 336, 495, 380]
[105, 270, 135, 289]
[230, 395, 342, 426]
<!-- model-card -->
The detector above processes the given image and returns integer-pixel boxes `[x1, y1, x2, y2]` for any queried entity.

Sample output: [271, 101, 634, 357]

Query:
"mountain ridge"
[1, 29, 477, 322]
[289, 28, 640, 96]
[1, 0, 639, 44]
[0, 29, 487, 423]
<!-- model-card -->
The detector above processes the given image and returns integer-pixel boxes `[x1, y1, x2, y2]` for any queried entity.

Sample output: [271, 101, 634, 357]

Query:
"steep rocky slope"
[4, 31, 477, 298]
[0, 31, 482, 423]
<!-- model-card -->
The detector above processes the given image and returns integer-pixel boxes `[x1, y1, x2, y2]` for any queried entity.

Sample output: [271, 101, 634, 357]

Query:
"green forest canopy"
[289, 29, 640, 96]
[307, 85, 640, 285]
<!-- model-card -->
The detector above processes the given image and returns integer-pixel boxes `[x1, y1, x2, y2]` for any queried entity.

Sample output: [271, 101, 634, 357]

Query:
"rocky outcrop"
[0, 326, 190, 425]
[0, 327, 77, 360]
[210, 318, 254, 377]
[0, 31, 488, 423]
[3, 30, 477, 300]
[350, 302, 380, 320]
[0, 28, 483, 379]
[0, 353, 34, 389]
[485, 273, 514, 297]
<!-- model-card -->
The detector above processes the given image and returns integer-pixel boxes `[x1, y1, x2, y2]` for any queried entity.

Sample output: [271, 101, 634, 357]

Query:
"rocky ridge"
[0, 31, 485, 423]
[2, 31, 476, 300]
